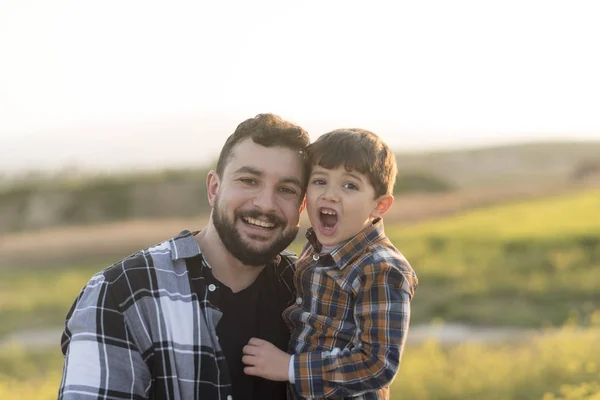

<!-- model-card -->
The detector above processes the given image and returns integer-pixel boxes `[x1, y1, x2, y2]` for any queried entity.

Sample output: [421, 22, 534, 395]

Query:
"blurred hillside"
[397, 141, 600, 188]
[1, 140, 600, 234]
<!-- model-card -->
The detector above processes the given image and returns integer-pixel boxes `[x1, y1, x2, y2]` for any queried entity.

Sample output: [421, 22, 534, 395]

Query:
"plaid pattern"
[58, 230, 296, 400]
[283, 219, 418, 399]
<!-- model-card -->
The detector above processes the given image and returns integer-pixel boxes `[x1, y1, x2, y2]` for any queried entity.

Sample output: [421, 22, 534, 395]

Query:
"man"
[58, 113, 310, 399]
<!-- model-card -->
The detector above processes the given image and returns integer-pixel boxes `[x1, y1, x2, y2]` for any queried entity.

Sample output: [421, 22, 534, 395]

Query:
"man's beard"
[212, 200, 299, 266]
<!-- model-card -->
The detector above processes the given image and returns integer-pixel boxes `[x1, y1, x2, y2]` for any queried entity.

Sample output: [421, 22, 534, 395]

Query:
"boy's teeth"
[320, 209, 336, 215]
[244, 217, 275, 228]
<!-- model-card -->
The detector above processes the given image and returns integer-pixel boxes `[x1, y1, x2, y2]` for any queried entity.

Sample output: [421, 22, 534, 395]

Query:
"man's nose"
[253, 188, 278, 212]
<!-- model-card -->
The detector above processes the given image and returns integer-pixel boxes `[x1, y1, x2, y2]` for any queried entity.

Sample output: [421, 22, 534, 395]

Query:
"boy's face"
[306, 165, 383, 247]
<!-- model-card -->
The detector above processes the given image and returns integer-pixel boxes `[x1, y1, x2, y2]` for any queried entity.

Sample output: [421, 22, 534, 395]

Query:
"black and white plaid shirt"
[58, 230, 296, 399]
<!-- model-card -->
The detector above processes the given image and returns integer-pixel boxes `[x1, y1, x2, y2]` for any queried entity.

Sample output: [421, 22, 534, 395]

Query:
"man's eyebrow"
[233, 166, 302, 187]
[233, 166, 262, 176]
[280, 176, 302, 187]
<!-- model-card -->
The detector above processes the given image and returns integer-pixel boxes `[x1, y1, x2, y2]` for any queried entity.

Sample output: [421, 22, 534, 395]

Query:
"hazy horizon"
[2, 1, 600, 175]
[2, 114, 599, 176]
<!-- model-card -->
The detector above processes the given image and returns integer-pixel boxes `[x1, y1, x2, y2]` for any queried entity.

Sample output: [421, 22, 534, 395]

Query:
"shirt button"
[296, 297, 302, 305]
[208, 284, 216, 292]
[312, 254, 319, 261]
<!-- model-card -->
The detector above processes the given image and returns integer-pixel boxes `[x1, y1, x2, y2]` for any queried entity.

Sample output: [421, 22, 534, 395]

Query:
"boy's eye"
[311, 179, 326, 185]
[343, 182, 358, 190]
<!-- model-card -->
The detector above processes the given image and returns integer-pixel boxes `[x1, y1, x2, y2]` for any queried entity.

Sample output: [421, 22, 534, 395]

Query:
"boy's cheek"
[304, 194, 318, 213]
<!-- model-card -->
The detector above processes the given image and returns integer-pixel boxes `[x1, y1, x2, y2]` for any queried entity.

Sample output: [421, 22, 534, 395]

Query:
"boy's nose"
[320, 187, 339, 202]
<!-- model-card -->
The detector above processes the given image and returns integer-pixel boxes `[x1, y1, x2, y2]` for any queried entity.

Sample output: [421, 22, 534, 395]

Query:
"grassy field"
[1, 322, 599, 399]
[0, 265, 99, 336]
[1, 187, 599, 398]
[388, 188, 600, 327]
[2, 188, 600, 335]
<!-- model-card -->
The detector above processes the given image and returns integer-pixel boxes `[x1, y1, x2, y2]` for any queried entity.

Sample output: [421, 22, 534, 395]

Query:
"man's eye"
[279, 187, 298, 196]
[239, 178, 257, 185]
[343, 182, 358, 190]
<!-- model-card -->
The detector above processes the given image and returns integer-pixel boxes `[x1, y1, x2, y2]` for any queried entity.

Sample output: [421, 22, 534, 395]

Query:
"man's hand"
[242, 337, 291, 381]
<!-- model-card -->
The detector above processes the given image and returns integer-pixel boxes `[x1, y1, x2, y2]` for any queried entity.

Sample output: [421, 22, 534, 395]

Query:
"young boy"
[242, 128, 418, 399]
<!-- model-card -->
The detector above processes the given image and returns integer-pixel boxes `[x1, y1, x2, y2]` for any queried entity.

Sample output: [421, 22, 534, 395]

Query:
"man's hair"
[306, 128, 397, 197]
[216, 114, 311, 186]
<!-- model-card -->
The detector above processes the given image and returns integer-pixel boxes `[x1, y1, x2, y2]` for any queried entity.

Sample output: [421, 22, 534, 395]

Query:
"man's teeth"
[244, 217, 275, 228]
[320, 209, 337, 215]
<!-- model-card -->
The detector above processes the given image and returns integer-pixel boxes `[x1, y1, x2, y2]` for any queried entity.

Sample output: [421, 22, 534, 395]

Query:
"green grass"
[2, 188, 600, 398]
[2, 189, 600, 337]
[394, 321, 600, 399]
[399, 188, 600, 240]
[0, 266, 99, 337]
[2, 323, 599, 400]
[392, 233, 600, 327]
[0, 346, 63, 400]
[385, 188, 600, 327]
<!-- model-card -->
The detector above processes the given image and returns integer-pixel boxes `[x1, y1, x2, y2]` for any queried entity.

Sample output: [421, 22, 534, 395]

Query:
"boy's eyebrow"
[310, 167, 329, 176]
[311, 168, 366, 184]
[343, 171, 366, 182]
[234, 166, 302, 187]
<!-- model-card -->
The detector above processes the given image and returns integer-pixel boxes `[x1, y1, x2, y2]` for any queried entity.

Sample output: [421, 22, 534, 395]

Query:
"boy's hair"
[306, 128, 397, 197]
[216, 113, 311, 186]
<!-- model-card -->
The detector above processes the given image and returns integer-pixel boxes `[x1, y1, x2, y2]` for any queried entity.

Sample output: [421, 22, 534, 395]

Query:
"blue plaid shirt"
[58, 230, 296, 399]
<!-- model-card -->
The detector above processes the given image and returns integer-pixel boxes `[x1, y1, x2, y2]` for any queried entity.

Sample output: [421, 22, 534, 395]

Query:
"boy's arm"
[292, 263, 416, 399]
[58, 274, 151, 399]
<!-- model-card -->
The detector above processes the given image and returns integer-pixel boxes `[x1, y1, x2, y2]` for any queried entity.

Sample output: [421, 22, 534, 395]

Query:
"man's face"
[210, 138, 306, 266]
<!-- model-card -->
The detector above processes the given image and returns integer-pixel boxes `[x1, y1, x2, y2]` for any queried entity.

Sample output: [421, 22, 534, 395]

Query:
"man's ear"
[371, 194, 394, 219]
[206, 170, 220, 207]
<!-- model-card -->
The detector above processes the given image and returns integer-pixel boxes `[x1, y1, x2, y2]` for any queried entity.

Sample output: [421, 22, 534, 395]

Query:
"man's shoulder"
[100, 230, 198, 287]
[100, 240, 169, 281]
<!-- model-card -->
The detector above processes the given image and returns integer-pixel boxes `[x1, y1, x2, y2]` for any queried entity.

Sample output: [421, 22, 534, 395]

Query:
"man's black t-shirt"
[187, 255, 290, 400]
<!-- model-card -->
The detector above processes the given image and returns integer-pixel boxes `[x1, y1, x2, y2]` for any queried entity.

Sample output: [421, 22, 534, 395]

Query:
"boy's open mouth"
[319, 207, 338, 230]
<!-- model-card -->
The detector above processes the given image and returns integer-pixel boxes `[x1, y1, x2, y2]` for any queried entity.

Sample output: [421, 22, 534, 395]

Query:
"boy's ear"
[371, 194, 394, 219]
[206, 170, 220, 207]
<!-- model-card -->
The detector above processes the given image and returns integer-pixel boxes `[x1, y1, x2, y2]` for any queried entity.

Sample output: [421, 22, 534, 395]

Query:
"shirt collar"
[304, 218, 385, 269]
[169, 230, 202, 260]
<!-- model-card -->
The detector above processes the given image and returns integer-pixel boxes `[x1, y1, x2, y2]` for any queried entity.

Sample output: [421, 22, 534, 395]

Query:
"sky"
[1, 0, 600, 174]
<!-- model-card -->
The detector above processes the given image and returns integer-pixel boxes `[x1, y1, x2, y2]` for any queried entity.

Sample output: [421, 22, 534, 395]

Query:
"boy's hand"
[242, 337, 291, 381]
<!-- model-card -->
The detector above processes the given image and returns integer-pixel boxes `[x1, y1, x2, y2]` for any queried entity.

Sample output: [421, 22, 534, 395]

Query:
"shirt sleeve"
[288, 354, 296, 383]
[292, 262, 416, 398]
[58, 273, 151, 399]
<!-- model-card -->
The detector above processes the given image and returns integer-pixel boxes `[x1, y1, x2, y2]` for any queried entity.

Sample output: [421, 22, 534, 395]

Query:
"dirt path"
[0, 323, 544, 352]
